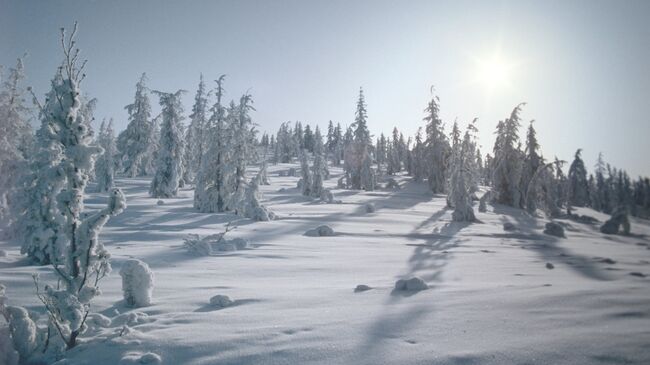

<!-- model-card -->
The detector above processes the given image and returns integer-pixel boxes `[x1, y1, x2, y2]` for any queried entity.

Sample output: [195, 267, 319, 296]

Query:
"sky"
[2, 0, 649, 177]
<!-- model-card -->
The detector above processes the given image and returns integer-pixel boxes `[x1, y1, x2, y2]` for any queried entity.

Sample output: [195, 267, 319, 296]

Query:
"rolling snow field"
[1, 163, 650, 365]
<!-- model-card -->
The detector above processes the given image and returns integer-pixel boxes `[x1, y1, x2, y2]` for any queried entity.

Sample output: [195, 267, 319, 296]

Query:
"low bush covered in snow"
[305, 225, 335, 237]
[544, 221, 565, 238]
[209, 294, 233, 308]
[394, 277, 428, 291]
[120, 259, 154, 307]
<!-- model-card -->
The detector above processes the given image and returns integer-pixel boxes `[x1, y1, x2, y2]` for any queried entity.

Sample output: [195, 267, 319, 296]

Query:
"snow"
[1, 164, 650, 364]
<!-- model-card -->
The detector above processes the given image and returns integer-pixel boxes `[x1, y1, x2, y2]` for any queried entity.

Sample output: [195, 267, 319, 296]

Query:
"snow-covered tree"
[17, 25, 127, 352]
[491, 103, 525, 207]
[521, 121, 543, 213]
[311, 127, 329, 198]
[299, 150, 313, 196]
[344, 88, 375, 190]
[94, 118, 117, 192]
[149, 90, 185, 198]
[423, 89, 450, 194]
[194, 75, 233, 212]
[567, 148, 589, 210]
[0, 57, 33, 231]
[449, 127, 477, 222]
[118, 73, 154, 177]
[183, 74, 208, 184]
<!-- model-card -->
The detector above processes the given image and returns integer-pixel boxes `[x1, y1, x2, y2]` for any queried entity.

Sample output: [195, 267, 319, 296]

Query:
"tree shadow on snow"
[491, 204, 613, 281]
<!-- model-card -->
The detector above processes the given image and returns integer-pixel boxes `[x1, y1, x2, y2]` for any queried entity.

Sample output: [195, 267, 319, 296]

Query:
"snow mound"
[544, 222, 565, 238]
[156, 200, 164, 206]
[394, 277, 428, 291]
[210, 294, 233, 308]
[365, 203, 376, 213]
[120, 351, 162, 365]
[120, 259, 154, 307]
[354, 284, 372, 292]
[113, 312, 152, 327]
[0, 250, 6, 257]
[305, 225, 335, 237]
[546, 262, 555, 269]
[503, 222, 517, 231]
[85, 313, 112, 332]
[183, 234, 213, 256]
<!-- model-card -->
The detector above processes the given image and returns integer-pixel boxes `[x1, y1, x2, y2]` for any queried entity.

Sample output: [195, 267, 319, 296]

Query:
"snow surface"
[1, 162, 650, 364]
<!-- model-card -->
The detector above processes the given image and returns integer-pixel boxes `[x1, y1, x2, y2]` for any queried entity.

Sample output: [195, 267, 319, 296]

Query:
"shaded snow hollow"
[0, 164, 649, 365]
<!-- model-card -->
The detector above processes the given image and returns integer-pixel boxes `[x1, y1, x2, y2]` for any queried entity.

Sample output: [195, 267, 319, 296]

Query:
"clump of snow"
[394, 277, 428, 291]
[305, 225, 335, 237]
[210, 294, 233, 308]
[0, 325, 19, 365]
[365, 203, 376, 213]
[544, 222, 565, 238]
[84, 313, 112, 333]
[354, 284, 372, 292]
[156, 200, 165, 206]
[120, 259, 154, 307]
[503, 222, 517, 231]
[546, 262, 555, 269]
[0, 250, 6, 257]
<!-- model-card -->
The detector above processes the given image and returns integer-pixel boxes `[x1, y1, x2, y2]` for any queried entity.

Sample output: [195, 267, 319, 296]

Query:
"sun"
[473, 53, 515, 92]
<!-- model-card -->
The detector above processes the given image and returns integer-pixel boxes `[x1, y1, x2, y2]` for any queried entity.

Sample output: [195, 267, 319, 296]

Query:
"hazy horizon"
[2, 0, 649, 177]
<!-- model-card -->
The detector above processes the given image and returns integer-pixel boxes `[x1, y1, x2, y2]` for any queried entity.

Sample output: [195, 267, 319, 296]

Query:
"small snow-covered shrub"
[544, 222, 565, 238]
[1, 306, 38, 362]
[386, 178, 400, 190]
[354, 284, 372, 292]
[305, 225, 335, 237]
[0, 249, 6, 257]
[112, 311, 151, 327]
[320, 189, 334, 203]
[503, 222, 517, 231]
[365, 203, 376, 213]
[120, 259, 154, 307]
[156, 200, 165, 206]
[394, 277, 428, 291]
[600, 208, 630, 235]
[183, 234, 213, 256]
[209, 294, 233, 308]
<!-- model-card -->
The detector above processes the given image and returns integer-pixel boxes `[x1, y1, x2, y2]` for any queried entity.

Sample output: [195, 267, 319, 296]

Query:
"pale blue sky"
[2, 0, 649, 176]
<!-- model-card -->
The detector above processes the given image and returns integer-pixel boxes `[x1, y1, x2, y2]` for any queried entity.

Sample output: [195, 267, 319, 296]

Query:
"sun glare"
[474, 54, 515, 92]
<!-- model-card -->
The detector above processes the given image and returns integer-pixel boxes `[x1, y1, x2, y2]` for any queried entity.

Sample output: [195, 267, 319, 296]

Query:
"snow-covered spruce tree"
[19, 25, 127, 353]
[229, 94, 257, 195]
[491, 103, 525, 207]
[423, 89, 450, 194]
[410, 128, 427, 181]
[194, 75, 234, 212]
[258, 160, 270, 185]
[567, 148, 589, 210]
[94, 118, 117, 192]
[0, 57, 33, 231]
[299, 149, 313, 196]
[234, 175, 275, 221]
[311, 127, 329, 198]
[449, 127, 477, 222]
[149, 90, 185, 198]
[521, 121, 543, 213]
[275, 122, 294, 163]
[182, 74, 208, 184]
[344, 88, 375, 190]
[375, 133, 387, 168]
[117, 73, 154, 177]
[303, 124, 314, 153]
[387, 127, 402, 174]
[17, 69, 69, 265]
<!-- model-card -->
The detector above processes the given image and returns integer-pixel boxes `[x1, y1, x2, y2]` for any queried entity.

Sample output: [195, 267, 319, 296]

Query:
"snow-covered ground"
[1, 163, 650, 365]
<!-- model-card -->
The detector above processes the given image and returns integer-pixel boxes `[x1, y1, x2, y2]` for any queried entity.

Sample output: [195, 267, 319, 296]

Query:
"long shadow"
[356, 221, 468, 360]
[492, 204, 612, 281]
